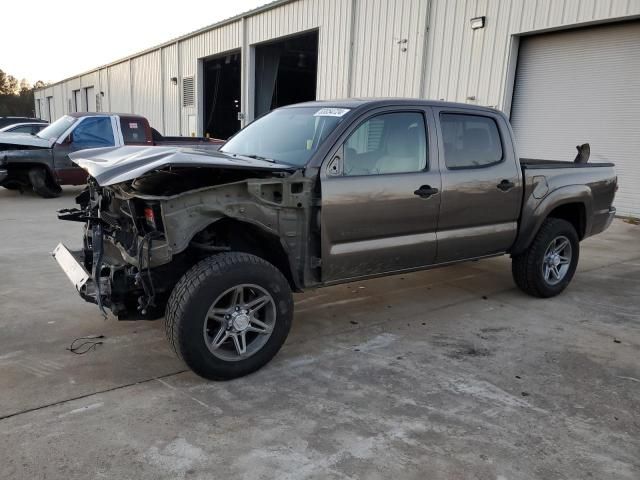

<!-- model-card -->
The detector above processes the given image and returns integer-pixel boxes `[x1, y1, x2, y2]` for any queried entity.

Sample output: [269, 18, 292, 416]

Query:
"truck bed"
[520, 158, 614, 169]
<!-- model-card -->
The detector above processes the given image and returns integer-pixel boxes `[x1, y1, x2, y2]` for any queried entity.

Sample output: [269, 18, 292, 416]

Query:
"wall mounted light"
[170, 77, 178, 85]
[470, 16, 486, 30]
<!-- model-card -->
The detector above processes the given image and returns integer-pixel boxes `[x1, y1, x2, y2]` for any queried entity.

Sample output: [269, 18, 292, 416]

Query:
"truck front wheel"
[512, 218, 580, 298]
[165, 252, 293, 380]
[28, 167, 62, 198]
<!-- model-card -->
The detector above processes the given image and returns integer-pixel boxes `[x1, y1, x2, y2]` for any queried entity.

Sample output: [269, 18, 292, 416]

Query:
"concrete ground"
[0, 186, 639, 480]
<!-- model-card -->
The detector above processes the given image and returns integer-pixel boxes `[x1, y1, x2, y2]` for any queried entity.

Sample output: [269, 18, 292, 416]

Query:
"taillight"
[144, 207, 156, 229]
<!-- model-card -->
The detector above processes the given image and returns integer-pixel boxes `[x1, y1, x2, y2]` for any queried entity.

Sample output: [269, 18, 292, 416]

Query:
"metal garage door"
[511, 21, 640, 218]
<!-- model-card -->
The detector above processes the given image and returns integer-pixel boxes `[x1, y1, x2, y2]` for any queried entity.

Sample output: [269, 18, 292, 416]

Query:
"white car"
[0, 122, 48, 134]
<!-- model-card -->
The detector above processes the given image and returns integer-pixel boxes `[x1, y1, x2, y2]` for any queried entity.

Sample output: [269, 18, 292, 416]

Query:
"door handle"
[497, 179, 515, 192]
[414, 185, 439, 198]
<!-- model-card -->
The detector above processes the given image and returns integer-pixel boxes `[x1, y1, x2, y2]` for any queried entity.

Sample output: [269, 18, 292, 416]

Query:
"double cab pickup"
[53, 99, 617, 380]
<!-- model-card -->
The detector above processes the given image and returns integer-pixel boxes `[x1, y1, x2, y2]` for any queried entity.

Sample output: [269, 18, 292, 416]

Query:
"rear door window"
[72, 117, 115, 149]
[440, 114, 503, 169]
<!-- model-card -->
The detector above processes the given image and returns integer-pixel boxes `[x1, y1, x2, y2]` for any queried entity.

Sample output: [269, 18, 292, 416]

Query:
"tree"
[5, 75, 19, 95]
[0, 69, 8, 95]
[0, 68, 44, 116]
[19, 78, 31, 96]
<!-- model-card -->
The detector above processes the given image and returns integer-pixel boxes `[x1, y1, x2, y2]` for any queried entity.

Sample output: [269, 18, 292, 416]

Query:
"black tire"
[165, 252, 293, 380]
[2, 184, 20, 191]
[512, 218, 580, 298]
[28, 167, 62, 198]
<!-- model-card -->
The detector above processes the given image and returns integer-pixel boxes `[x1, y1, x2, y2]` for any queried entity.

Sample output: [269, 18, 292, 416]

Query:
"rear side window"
[343, 112, 427, 176]
[440, 114, 503, 169]
[120, 118, 150, 144]
[72, 117, 115, 149]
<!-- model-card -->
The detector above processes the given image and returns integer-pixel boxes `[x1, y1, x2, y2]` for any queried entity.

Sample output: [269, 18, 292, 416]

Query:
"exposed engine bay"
[56, 164, 315, 320]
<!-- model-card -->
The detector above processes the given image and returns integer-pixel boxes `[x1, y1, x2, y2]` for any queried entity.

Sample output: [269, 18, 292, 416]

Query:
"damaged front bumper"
[52, 243, 109, 310]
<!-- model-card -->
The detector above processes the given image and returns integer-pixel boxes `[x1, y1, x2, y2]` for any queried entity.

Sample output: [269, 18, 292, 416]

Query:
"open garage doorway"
[202, 51, 241, 140]
[254, 30, 318, 118]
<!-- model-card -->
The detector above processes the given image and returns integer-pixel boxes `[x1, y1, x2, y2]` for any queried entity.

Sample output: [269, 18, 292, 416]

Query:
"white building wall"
[99, 68, 109, 112]
[33, 0, 640, 126]
[107, 61, 132, 113]
[245, 0, 353, 101]
[180, 21, 242, 135]
[350, 0, 429, 98]
[132, 51, 163, 130]
[162, 44, 180, 135]
[425, 0, 640, 110]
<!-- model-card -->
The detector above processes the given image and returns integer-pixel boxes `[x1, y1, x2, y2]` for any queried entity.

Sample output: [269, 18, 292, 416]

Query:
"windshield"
[220, 107, 349, 166]
[37, 115, 77, 141]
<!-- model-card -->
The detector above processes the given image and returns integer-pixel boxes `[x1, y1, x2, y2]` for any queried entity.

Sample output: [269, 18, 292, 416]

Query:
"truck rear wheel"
[512, 218, 580, 298]
[28, 167, 62, 198]
[165, 252, 293, 380]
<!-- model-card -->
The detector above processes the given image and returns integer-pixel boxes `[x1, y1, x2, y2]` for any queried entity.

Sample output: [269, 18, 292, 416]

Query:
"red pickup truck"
[0, 112, 224, 197]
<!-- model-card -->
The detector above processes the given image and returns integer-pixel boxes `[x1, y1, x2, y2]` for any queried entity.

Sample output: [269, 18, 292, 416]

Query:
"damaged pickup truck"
[0, 112, 223, 197]
[53, 99, 617, 380]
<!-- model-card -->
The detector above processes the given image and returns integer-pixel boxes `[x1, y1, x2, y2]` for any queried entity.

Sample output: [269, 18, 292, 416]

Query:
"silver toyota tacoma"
[54, 99, 617, 380]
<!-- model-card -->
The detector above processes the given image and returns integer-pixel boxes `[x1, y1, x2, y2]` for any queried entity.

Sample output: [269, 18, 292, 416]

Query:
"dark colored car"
[0, 113, 224, 197]
[54, 99, 617, 380]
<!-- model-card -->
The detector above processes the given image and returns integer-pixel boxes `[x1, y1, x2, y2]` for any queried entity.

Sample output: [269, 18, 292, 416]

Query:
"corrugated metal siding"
[180, 22, 242, 76]
[179, 21, 242, 134]
[162, 44, 179, 135]
[33, 0, 640, 130]
[245, 0, 353, 99]
[132, 51, 163, 129]
[350, 0, 429, 97]
[425, 0, 640, 108]
[511, 21, 640, 217]
[107, 62, 132, 113]
[316, 0, 352, 99]
[53, 84, 65, 119]
[99, 68, 109, 112]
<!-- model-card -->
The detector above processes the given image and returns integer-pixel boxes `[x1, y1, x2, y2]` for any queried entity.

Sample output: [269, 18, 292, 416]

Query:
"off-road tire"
[512, 218, 580, 298]
[28, 167, 62, 198]
[165, 252, 293, 380]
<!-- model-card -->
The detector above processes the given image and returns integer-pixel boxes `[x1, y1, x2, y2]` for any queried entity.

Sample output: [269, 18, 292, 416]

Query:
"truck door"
[53, 116, 116, 185]
[320, 108, 441, 282]
[433, 108, 522, 263]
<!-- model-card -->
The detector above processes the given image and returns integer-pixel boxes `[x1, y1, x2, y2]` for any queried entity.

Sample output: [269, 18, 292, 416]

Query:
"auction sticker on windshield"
[314, 108, 350, 117]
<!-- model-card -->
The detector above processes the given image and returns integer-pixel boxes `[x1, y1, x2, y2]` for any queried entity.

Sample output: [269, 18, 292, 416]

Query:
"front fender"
[511, 184, 593, 256]
[2, 148, 55, 177]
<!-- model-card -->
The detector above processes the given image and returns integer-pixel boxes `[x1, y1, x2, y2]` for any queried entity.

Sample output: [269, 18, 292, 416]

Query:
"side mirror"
[326, 146, 343, 176]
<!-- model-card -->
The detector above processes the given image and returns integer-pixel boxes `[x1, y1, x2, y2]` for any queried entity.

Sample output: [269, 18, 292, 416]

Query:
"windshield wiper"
[238, 153, 276, 163]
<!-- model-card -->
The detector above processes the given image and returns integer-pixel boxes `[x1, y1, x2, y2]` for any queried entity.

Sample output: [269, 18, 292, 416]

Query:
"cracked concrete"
[1, 186, 639, 479]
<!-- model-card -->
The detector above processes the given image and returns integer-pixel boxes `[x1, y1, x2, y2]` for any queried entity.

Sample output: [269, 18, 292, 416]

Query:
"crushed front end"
[54, 179, 175, 320]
